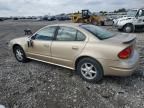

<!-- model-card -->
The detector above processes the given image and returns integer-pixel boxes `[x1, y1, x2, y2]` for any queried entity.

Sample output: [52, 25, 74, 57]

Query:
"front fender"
[117, 19, 133, 27]
[9, 37, 28, 52]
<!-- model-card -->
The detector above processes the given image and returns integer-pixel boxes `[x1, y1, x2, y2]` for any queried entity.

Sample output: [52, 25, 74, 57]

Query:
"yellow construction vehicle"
[71, 10, 105, 25]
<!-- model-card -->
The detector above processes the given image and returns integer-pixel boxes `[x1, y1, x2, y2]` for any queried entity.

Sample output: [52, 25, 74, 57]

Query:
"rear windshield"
[80, 24, 115, 40]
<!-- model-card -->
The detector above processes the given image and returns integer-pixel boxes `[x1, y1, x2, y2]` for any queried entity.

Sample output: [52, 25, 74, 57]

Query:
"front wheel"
[13, 46, 28, 63]
[76, 58, 103, 83]
[123, 24, 134, 33]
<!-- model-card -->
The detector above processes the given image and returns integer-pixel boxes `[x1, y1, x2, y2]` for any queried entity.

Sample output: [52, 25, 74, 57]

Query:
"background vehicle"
[47, 16, 56, 21]
[9, 23, 139, 82]
[13, 17, 19, 20]
[113, 8, 144, 33]
[56, 14, 71, 21]
[0, 17, 4, 21]
[71, 10, 105, 25]
[41, 16, 56, 21]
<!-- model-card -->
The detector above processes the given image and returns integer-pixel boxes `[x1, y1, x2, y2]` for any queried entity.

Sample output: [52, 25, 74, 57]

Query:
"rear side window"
[56, 27, 77, 41]
[80, 24, 115, 40]
[34, 27, 56, 41]
[76, 31, 86, 41]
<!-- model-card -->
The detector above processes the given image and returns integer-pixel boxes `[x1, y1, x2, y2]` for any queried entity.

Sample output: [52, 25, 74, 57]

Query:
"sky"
[0, 0, 144, 17]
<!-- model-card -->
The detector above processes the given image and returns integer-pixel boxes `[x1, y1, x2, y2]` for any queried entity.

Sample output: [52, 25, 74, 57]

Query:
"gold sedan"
[9, 23, 139, 82]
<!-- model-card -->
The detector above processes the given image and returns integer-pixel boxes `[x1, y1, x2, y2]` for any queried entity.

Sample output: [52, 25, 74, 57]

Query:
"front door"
[138, 9, 144, 25]
[26, 26, 57, 62]
[51, 26, 87, 68]
[134, 9, 144, 26]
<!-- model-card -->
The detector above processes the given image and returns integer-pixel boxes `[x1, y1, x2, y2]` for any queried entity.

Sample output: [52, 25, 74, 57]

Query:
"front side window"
[127, 10, 137, 17]
[33, 27, 56, 41]
[56, 27, 77, 41]
[140, 10, 144, 17]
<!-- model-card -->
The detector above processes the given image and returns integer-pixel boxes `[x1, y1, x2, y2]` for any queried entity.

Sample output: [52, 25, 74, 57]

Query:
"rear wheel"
[100, 21, 105, 26]
[123, 24, 134, 33]
[76, 58, 103, 83]
[13, 46, 28, 63]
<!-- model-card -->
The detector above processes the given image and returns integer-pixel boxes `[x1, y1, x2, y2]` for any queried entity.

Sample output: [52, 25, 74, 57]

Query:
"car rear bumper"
[106, 65, 137, 76]
[98, 50, 139, 76]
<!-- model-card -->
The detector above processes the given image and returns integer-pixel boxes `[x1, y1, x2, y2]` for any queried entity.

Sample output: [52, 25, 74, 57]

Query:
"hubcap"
[15, 49, 23, 61]
[81, 63, 97, 80]
[125, 26, 131, 33]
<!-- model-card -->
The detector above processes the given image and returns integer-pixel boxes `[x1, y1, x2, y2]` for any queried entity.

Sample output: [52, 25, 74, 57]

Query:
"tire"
[118, 28, 122, 32]
[123, 24, 133, 33]
[100, 21, 104, 26]
[13, 46, 28, 63]
[76, 58, 103, 83]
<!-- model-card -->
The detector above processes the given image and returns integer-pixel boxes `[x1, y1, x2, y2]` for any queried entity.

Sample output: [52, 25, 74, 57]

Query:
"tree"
[99, 11, 107, 15]
[114, 8, 126, 13]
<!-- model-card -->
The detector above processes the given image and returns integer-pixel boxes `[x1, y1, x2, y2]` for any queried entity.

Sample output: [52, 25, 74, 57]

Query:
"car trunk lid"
[102, 33, 136, 59]
[104, 33, 136, 45]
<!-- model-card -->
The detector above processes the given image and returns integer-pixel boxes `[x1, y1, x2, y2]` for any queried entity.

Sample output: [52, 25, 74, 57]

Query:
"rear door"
[51, 26, 87, 68]
[26, 26, 57, 62]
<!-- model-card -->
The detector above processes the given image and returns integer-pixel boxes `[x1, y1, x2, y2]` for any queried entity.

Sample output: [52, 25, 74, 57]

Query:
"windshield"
[127, 10, 137, 17]
[80, 24, 115, 40]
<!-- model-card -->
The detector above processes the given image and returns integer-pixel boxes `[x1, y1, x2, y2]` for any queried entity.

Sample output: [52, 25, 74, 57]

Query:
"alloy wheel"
[81, 63, 97, 80]
[15, 49, 23, 61]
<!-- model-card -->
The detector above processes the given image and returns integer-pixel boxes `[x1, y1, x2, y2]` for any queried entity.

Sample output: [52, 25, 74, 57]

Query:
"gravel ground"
[0, 20, 144, 108]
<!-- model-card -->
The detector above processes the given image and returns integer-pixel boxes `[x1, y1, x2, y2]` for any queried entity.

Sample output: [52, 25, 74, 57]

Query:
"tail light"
[118, 46, 133, 59]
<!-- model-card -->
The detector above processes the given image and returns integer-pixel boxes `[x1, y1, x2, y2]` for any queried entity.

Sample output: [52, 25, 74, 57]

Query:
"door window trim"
[54, 26, 86, 42]
[31, 26, 59, 41]
[75, 30, 86, 41]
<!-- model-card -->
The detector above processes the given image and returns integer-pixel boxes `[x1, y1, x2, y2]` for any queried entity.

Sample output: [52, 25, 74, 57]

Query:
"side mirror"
[27, 37, 33, 47]
[138, 10, 142, 17]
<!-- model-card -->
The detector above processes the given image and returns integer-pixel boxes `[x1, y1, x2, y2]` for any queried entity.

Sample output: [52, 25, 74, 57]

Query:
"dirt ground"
[0, 20, 144, 108]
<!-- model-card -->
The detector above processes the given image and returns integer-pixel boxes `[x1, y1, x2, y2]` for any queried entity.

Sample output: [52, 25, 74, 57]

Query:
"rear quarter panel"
[76, 41, 125, 61]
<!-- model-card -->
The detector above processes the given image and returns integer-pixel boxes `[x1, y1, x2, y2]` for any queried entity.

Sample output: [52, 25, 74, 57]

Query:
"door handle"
[72, 46, 79, 50]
